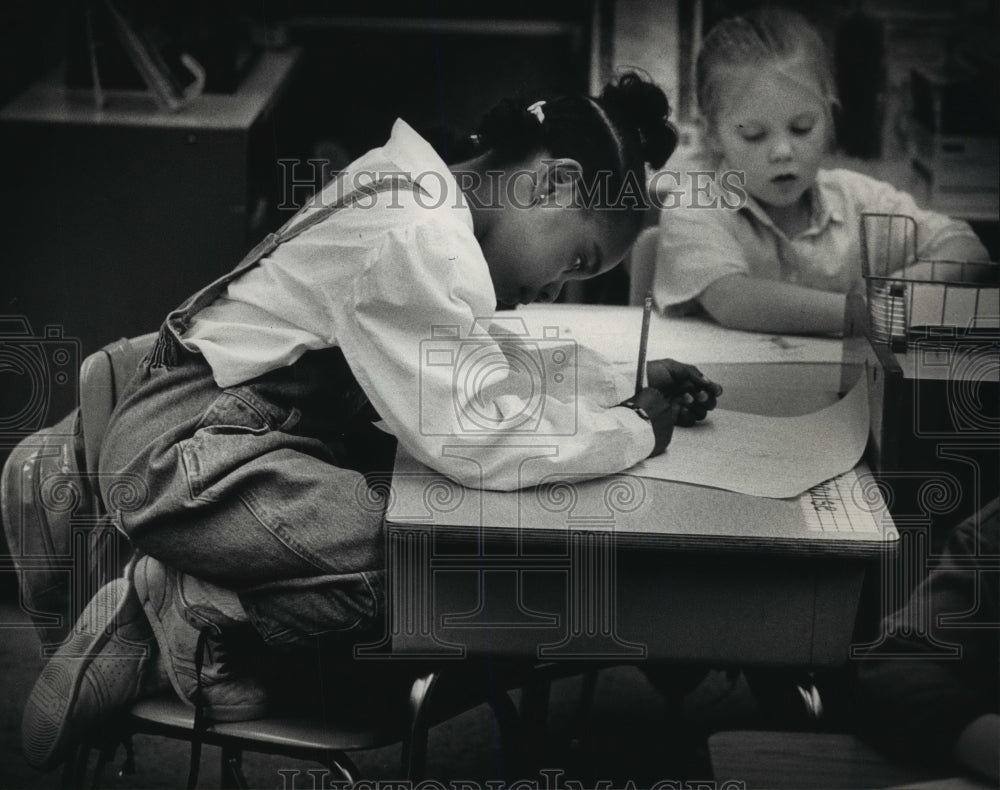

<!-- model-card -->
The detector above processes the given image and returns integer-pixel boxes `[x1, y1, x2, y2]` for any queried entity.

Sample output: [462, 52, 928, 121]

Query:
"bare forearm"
[926, 234, 991, 265]
[699, 274, 846, 336]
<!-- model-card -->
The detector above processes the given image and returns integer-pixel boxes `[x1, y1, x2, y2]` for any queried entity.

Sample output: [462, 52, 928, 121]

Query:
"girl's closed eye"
[737, 123, 766, 142]
[790, 113, 817, 135]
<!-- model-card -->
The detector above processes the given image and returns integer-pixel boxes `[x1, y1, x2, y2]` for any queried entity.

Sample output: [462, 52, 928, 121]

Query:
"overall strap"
[151, 174, 424, 367]
[275, 174, 420, 245]
[165, 176, 422, 336]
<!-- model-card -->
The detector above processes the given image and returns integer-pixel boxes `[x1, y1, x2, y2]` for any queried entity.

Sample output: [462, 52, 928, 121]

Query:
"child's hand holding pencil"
[632, 294, 723, 430]
[646, 358, 723, 427]
[618, 294, 722, 457]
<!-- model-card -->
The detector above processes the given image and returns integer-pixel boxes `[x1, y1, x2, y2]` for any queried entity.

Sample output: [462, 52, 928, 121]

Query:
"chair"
[625, 226, 660, 307]
[7, 334, 523, 788]
[69, 668, 524, 788]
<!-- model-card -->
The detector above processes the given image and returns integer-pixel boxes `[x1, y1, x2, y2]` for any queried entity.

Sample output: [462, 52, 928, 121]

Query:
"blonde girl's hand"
[646, 358, 723, 427]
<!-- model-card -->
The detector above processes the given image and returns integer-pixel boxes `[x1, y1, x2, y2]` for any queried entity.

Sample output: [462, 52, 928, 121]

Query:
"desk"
[363, 306, 898, 668]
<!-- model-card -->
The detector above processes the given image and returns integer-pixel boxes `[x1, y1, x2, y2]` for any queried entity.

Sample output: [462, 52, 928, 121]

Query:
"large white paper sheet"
[628, 375, 870, 499]
[518, 303, 844, 365]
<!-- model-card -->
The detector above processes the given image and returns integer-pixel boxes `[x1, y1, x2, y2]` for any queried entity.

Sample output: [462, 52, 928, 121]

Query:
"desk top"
[386, 305, 897, 559]
[388, 451, 895, 558]
[0, 49, 301, 131]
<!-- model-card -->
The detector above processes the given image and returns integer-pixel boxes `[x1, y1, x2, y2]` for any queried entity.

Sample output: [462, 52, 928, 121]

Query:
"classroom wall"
[611, 0, 680, 118]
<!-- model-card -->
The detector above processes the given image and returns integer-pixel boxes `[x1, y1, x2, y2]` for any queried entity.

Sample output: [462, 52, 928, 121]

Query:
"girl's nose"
[770, 135, 794, 161]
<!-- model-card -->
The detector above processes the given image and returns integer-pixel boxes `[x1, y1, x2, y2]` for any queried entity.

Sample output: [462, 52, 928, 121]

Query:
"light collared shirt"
[182, 120, 652, 490]
[654, 167, 986, 314]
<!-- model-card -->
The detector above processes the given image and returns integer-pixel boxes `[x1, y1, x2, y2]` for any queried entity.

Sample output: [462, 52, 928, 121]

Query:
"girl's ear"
[536, 157, 584, 205]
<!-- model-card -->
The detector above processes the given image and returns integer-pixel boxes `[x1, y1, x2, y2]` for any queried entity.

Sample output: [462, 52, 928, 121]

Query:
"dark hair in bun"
[600, 71, 677, 171]
[472, 71, 677, 220]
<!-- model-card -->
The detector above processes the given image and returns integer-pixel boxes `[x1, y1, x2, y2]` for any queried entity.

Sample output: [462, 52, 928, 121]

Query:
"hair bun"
[601, 71, 677, 169]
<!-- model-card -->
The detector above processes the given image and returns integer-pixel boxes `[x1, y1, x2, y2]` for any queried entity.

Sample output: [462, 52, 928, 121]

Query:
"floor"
[0, 598, 784, 789]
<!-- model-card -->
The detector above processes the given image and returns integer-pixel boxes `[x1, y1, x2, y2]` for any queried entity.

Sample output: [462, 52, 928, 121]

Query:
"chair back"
[0, 333, 156, 648]
[627, 226, 660, 306]
[79, 333, 157, 474]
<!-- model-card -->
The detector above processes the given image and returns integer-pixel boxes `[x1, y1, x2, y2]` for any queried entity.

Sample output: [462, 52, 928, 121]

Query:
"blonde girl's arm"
[850, 169, 991, 277]
[653, 191, 754, 315]
[699, 273, 846, 336]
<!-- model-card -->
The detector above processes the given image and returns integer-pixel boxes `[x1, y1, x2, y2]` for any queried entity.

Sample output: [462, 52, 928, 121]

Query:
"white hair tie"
[526, 100, 546, 124]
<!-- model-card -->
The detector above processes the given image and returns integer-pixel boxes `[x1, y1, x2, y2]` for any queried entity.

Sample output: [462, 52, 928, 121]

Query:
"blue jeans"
[99, 335, 394, 648]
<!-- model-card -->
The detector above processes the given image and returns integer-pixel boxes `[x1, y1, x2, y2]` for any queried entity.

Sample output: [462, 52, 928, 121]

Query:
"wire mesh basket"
[860, 213, 1000, 351]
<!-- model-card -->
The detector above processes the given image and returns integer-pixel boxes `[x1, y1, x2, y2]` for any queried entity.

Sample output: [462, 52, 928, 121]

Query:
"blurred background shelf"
[0, 48, 301, 362]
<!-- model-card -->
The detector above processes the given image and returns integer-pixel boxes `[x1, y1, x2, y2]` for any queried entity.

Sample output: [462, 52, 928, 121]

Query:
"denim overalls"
[100, 177, 422, 648]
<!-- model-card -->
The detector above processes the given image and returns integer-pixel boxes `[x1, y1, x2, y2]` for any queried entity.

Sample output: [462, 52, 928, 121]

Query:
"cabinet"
[0, 49, 300, 363]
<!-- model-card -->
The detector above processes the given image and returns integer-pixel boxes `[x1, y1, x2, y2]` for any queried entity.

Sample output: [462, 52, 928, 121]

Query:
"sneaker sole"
[21, 578, 151, 770]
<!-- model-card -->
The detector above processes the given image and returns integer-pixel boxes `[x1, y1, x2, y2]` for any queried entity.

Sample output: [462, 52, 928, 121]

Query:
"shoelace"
[186, 628, 216, 790]
[204, 630, 234, 675]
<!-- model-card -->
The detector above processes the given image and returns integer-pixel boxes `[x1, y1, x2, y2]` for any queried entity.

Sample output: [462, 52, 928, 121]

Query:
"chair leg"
[326, 752, 361, 784]
[571, 669, 600, 748]
[577, 668, 599, 724]
[62, 742, 91, 790]
[795, 679, 825, 722]
[60, 744, 81, 790]
[519, 675, 551, 773]
[743, 668, 824, 729]
[487, 691, 524, 780]
[220, 747, 249, 790]
[89, 738, 119, 789]
[116, 734, 137, 780]
[400, 670, 441, 780]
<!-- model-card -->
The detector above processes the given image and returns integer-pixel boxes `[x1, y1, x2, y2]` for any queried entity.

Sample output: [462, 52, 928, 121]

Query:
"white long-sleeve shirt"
[181, 119, 652, 490]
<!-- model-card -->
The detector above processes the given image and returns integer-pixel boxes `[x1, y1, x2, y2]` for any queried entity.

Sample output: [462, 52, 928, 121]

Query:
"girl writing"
[24, 73, 722, 770]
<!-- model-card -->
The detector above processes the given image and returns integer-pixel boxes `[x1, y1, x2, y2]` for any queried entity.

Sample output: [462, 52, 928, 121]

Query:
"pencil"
[635, 293, 653, 396]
